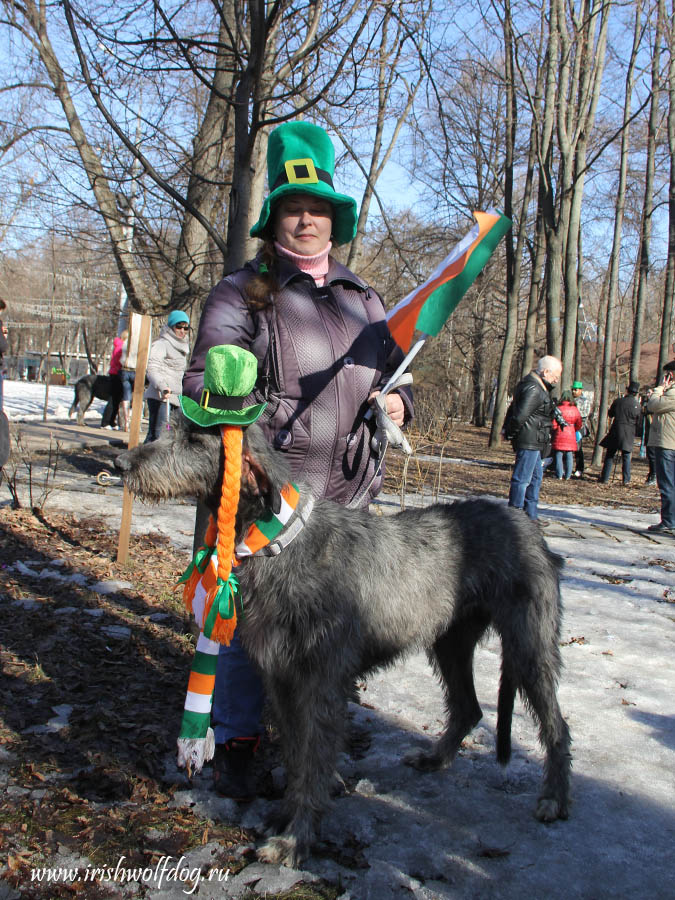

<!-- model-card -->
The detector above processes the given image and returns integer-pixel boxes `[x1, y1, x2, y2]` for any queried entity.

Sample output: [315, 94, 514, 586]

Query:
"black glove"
[553, 405, 568, 430]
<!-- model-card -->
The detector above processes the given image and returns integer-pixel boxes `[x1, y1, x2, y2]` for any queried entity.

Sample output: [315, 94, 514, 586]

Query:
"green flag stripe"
[416, 216, 511, 337]
[179, 709, 210, 740]
[192, 651, 219, 675]
[253, 510, 285, 541]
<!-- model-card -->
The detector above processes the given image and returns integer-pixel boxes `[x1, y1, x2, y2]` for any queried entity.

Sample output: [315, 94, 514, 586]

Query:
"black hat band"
[200, 389, 248, 411]
[272, 158, 334, 191]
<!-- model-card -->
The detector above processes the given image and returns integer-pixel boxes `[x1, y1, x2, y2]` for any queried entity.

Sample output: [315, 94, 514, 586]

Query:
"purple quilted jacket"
[183, 254, 412, 506]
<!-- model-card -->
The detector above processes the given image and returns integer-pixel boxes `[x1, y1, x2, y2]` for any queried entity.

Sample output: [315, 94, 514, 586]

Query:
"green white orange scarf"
[176, 482, 301, 774]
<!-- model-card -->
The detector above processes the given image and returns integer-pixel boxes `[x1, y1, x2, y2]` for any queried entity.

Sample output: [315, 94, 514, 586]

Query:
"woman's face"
[273, 193, 333, 256]
[172, 322, 189, 339]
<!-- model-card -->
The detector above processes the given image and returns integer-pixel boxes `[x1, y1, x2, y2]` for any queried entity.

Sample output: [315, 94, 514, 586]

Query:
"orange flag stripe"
[281, 482, 299, 506]
[187, 670, 216, 696]
[243, 523, 269, 555]
[387, 212, 498, 350]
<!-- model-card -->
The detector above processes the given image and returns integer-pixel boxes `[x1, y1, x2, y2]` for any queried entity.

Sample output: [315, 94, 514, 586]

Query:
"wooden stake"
[117, 314, 152, 564]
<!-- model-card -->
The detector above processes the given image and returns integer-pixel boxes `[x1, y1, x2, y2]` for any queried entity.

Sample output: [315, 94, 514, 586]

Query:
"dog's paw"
[535, 795, 568, 822]
[403, 747, 445, 772]
[257, 834, 307, 868]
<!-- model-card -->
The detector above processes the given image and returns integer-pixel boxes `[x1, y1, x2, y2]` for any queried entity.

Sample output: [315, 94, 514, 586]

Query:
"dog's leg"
[515, 663, 571, 822]
[74, 384, 93, 426]
[405, 612, 490, 771]
[258, 672, 347, 868]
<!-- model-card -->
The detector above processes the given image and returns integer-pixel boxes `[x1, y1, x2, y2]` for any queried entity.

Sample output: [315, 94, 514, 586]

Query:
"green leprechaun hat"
[180, 344, 267, 428]
[249, 121, 358, 246]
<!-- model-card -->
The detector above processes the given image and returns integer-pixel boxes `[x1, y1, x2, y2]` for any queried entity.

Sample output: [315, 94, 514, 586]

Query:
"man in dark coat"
[599, 381, 642, 485]
[504, 355, 562, 520]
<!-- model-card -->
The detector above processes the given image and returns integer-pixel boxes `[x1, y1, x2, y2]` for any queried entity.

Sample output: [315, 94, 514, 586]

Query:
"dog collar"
[237, 485, 314, 558]
[178, 482, 312, 631]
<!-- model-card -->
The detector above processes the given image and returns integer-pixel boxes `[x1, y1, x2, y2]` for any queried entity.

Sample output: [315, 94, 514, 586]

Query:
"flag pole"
[365, 336, 427, 421]
[379, 336, 427, 396]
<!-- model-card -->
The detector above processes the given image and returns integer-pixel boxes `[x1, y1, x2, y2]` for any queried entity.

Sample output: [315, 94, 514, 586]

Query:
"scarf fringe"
[201, 579, 238, 646]
[177, 727, 215, 776]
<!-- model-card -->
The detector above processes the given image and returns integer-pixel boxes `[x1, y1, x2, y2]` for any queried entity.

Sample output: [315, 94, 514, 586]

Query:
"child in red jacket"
[552, 391, 583, 479]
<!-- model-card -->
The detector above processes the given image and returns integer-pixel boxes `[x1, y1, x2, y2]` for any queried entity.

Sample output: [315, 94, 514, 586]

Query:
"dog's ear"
[242, 450, 282, 514]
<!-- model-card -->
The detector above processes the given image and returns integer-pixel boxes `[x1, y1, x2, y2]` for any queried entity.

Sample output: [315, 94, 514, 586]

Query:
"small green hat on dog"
[180, 345, 267, 428]
[250, 121, 358, 246]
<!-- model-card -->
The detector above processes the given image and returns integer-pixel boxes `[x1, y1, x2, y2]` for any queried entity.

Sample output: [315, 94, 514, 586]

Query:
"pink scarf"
[275, 241, 332, 286]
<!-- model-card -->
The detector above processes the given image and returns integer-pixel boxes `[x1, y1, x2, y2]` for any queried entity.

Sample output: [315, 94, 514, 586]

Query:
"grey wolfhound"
[115, 416, 571, 867]
[68, 373, 113, 425]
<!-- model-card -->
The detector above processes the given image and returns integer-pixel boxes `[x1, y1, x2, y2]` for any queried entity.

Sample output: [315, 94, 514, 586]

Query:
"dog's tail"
[496, 669, 515, 765]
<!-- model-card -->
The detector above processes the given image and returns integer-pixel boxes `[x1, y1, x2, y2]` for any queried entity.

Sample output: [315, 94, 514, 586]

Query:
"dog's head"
[115, 415, 289, 525]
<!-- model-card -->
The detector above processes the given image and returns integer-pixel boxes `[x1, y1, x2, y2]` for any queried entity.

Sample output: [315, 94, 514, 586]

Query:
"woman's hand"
[368, 390, 405, 427]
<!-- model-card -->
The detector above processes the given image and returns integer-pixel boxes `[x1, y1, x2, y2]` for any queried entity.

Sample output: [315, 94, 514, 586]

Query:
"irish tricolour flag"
[386, 210, 511, 352]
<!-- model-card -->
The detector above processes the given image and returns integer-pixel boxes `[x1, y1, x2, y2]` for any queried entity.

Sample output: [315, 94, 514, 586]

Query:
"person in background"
[503, 355, 563, 520]
[598, 381, 641, 485]
[182, 120, 413, 799]
[144, 310, 191, 442]
[641, 387, 657, 486]
[552, 390, 582, 480]
[0, 298, 8, 412]
[646, 360, 675, 534]
[101, 329, 128, 430]
[571, 381, 591, 478]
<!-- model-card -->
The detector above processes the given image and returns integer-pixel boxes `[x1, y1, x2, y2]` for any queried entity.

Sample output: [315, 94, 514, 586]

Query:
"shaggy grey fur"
[68, 374, 113, 425]
[115, 417, 571, 868]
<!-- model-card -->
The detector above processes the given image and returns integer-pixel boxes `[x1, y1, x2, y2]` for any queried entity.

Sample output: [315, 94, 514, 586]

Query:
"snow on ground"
[2, 379, 106, 423]
[2, 378, 674, 898]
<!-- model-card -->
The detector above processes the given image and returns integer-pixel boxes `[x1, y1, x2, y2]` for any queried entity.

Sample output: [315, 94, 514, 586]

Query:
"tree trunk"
[630, 0, 664, 384]
[593, 0, 642, 465]
[490, 0, 519, 446]
[658, 0, 675, 373]
[559, 0, 609, 390]
[171, 8, 237, 309]
[19, 0, 151, 309]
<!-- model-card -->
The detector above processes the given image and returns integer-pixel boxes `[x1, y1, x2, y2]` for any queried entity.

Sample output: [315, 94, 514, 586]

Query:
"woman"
[101, 329, 128, 430]
[144, 310, 191, 442]
[551, 390, 582, 480]
[182, 121, 412, 798]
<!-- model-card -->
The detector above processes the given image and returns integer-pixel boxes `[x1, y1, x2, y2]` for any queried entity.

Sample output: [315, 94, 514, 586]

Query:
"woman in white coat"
[144, 310, 190, 442]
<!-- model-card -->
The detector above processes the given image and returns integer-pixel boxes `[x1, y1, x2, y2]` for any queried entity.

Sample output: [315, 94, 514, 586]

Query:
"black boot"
[212, 737, 259, 800]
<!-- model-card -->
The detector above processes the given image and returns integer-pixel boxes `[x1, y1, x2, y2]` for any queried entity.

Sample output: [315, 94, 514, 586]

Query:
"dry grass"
[383, 422, 661, 515]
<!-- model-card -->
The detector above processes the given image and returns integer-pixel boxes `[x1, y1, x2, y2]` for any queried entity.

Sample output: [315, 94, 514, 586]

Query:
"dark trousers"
[508, 448, 543, 519]
[654, 448, 675, 528]
[144, 397, 172, 442]
[100, 374, 123, 427]
[575, 443, 585, 474]
[600, 448, 632, 484]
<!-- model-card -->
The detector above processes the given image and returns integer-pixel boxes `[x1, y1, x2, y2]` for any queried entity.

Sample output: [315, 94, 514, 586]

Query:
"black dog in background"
[68, 374, 113, 426]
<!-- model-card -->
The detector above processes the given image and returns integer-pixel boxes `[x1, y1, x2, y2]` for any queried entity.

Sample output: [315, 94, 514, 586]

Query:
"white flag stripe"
[196, 633, 221, 655]
[185, 691, 213, 714]
[277, 493, 294, 524]
[386, 221, 481, 319]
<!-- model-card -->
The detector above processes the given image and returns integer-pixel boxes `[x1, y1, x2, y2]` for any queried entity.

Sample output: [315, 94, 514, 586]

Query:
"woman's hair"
[560, 390, 573, 402]
[244, 239, 280, 310]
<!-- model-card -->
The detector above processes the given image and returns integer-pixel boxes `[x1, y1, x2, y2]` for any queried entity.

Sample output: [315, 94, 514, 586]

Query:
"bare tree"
[593, 0, 644, 464]
[630, 0, 665, 385]
[657, 0, 675, 372]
